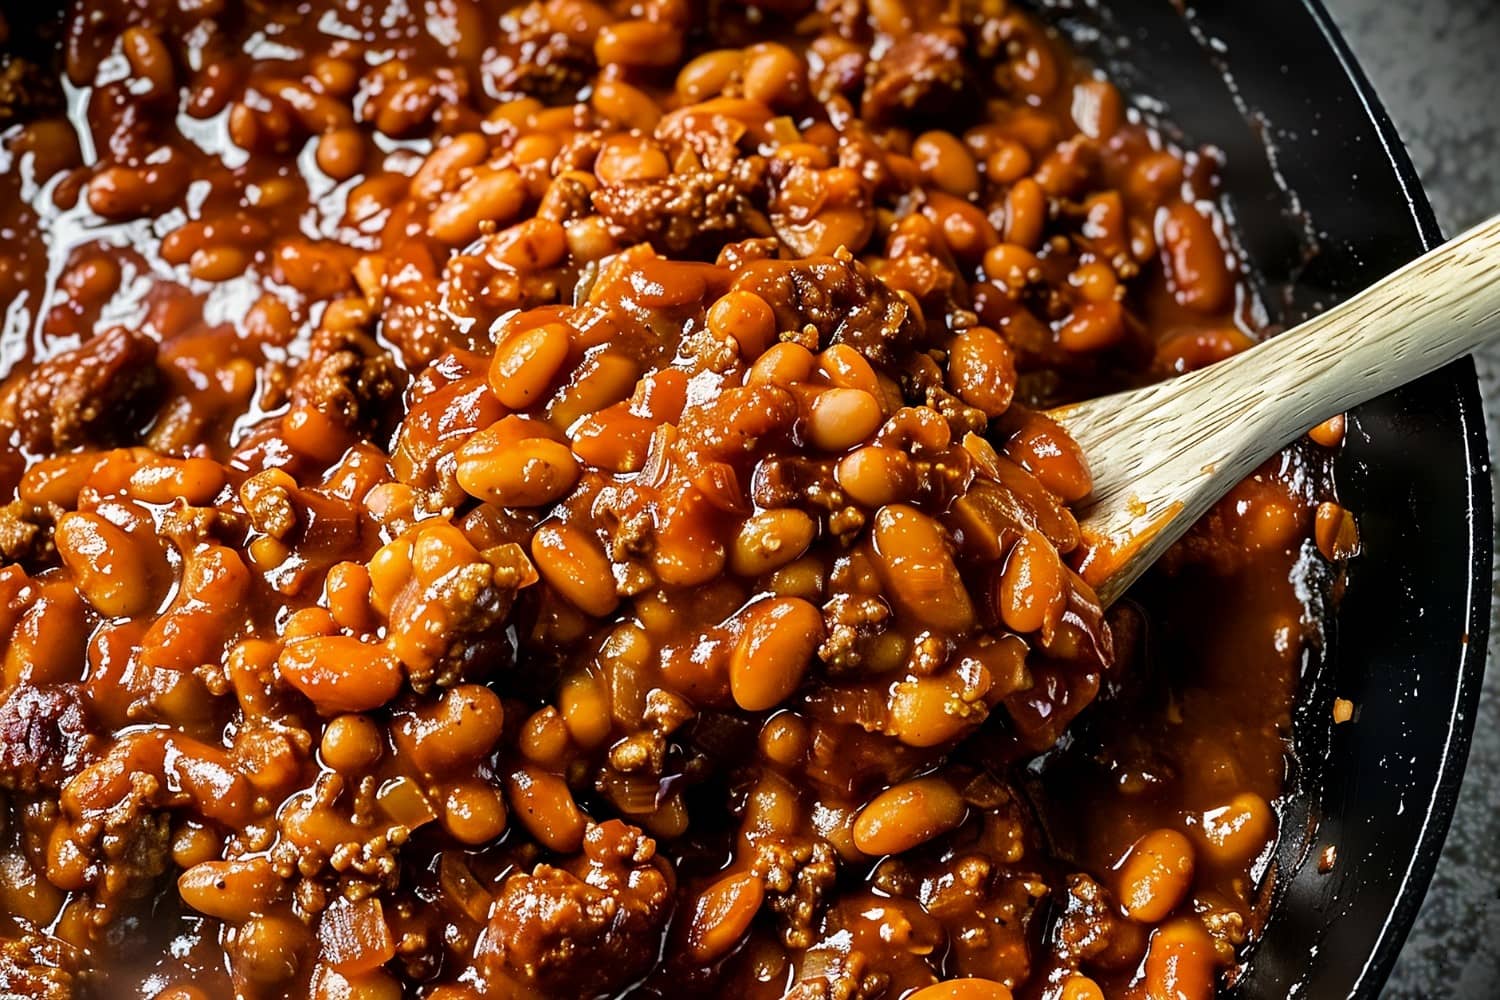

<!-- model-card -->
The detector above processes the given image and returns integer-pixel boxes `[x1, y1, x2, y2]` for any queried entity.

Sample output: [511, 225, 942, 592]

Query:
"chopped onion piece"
[377, 776, 437, 829]
[319, 895, 395, 974]
[439, 852, 494, 924]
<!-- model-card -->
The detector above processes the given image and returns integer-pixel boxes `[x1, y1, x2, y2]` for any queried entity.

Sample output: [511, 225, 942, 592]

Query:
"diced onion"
[376, 776, 437, 829]
[438, 852, 493, 924]
[319, 895, 395, 974]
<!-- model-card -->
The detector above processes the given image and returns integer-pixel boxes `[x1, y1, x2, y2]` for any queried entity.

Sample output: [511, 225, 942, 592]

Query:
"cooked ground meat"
[483, 1, 598, 102]
[593, 159, 768, 257]
[783, 946, 882, 1000]
[0, 930, 81, 1000]
[0, 683, 97, 792]
[732, 251, 927, 366]
[0, 326, 159, 452]
[1051, 873, 1127, 965]
[861, 29, 972, 125]
[482, 821, 673, 996]
[754, 835, 840, 948]
[0, 499, 54, 565]
[0, 1, 1324, 997]
[287, 320, 404, 436]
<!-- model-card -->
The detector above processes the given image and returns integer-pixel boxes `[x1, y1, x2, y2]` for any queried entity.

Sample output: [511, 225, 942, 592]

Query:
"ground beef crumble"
[0, 326, 160, 452]
[0, 683, 98, 792]
[593, 158, 769, 257]
[481, 820, 673, 995]
[0, 930, 82, 1000]
[0, 0, 1312, 995]
[861, 29, 973, 125]
[0, 498, 55, 565]
[752, 835, 840, 949]
[732, 251, 926, 367]
[288, 327, 403, 438]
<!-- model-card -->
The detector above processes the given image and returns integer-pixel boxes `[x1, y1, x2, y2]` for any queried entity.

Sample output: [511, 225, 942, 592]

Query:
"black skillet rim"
[1044, 0, 1494, 992]
[0, 1, 1489, 995]
[1295, 2, 1493, 993]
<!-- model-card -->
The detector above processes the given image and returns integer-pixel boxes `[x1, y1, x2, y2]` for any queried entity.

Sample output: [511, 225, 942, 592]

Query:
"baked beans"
[0, 1, 1330, 997]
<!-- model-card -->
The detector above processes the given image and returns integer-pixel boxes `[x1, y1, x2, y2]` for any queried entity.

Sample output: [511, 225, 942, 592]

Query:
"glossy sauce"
[0, 3, 1347, 998]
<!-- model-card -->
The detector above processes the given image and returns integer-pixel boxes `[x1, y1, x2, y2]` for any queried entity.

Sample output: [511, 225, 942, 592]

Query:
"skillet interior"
[1042, 0, 1492, 995]
[0, 2, 1486, 995]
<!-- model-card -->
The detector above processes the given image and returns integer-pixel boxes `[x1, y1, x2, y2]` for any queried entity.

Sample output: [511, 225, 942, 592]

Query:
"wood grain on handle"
[1050, 213, 1500, 607]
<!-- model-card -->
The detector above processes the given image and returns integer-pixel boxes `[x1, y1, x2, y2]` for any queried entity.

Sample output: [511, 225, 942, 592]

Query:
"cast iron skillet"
[1043, 0, 1492, 995]
[2, 1, 1487, 996]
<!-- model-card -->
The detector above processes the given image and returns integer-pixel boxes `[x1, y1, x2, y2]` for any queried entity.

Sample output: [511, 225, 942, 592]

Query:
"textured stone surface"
[1320, 1, 1500, 996]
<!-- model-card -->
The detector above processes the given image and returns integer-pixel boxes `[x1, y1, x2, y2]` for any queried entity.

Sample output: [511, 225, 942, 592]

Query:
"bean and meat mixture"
[0, 1, 1356, 998]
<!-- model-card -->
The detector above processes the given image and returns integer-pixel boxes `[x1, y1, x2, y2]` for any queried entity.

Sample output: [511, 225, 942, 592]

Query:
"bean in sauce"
[0, 2, 1352, 998]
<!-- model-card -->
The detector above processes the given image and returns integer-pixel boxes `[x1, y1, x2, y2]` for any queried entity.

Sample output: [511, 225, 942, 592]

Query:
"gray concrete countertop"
[1318, 1, 1500, 995]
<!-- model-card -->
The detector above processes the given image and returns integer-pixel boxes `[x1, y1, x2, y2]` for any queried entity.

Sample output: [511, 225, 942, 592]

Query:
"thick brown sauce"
[0, 2, 1343, 999]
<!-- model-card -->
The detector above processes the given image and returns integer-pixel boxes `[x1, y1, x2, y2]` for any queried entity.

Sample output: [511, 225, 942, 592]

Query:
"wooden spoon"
[1049, 213, 1500, 606]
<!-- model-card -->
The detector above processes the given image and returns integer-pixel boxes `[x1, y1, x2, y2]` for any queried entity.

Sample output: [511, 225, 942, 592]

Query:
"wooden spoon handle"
[1052, 212, 1500, 605]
